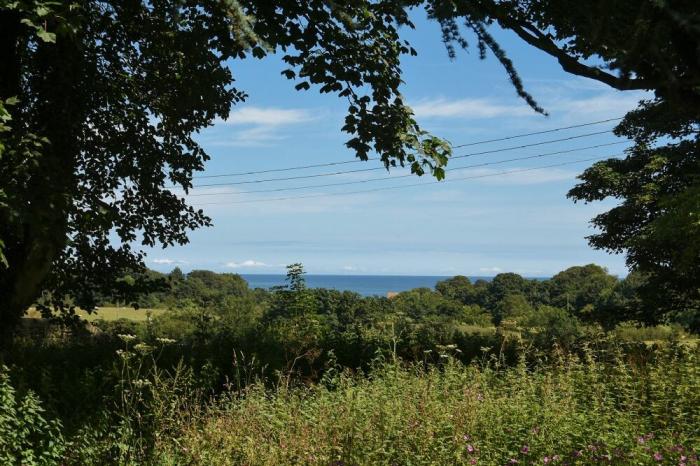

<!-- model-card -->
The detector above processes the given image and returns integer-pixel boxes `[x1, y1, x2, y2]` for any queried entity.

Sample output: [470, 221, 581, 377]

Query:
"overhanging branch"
[499, 17, 650, 92]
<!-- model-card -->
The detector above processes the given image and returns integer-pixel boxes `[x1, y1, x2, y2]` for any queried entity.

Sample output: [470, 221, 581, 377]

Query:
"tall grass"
[3, 336, 698, 465]
[152, 344, 699, 466]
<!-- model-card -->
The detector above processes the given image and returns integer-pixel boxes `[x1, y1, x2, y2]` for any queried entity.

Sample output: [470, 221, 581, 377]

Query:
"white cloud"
[342, 265, 358, 271]
[151, 258, 189, 265]
[225, 259, 269, 269]
[447, 166, 579, 186]
[411, 97, 534, 119]
[209, 106, 319, 147]
[546, 93, 644, 120]
[479, 266, 503, 273]
[216, 107, 316, 126]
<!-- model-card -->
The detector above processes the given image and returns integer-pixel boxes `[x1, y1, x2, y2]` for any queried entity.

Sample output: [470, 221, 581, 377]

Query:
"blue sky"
[146, 14, 648, 277]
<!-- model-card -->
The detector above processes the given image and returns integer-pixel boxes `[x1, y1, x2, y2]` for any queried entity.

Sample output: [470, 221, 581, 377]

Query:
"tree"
[3, 0, 698, 337]
[487, 273, 529, 303]
[435, 275, 476, 304]
[548, 264, 617, 322]
[0, 1, 456, 337]
[493, 293, 533, 325]
[431, 1, 699, 318]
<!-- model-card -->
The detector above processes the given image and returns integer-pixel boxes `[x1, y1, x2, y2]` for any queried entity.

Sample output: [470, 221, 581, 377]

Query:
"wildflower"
[653, 452, 663, 462]
[466, 444, 475, 453]
[133, 343, 153, 354]
[508, 459, 519, 464]
[544, 456, 551, 464]
[156, 337, 176, 345]
[116, 349, 132, 360]
[470, 459, 477, 465]
[133, 379, 152, 388]
[521, 446, 530, 454]
[118, 334, 136, 342]
[463, 434, 471, 441]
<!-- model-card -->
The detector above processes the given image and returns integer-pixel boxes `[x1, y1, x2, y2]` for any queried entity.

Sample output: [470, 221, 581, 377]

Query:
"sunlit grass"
[24, 306, 167, 321]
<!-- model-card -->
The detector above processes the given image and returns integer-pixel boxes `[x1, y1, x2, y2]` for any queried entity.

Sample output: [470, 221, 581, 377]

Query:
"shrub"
[0, 366, 65, 465]
[166, 345, 700, 465]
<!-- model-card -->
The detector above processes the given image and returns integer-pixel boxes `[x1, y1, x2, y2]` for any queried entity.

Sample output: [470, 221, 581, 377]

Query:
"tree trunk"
[0, 13, 83, 345]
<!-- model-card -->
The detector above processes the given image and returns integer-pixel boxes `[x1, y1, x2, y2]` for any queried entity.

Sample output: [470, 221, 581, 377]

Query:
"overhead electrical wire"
[191, 116, 624, 179]
[192, 154, 623, 206]
[179, 129, 616, 189]
[186, 141, 628, 197]
[451, 117, 622, 148]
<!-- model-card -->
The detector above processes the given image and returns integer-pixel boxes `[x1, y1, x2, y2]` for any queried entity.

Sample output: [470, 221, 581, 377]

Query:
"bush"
[0, 366, 65, 465]
[613, 321, 690, 342]
[165, 345, 700, 465]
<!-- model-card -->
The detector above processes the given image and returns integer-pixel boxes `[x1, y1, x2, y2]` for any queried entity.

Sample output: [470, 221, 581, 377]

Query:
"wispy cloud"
[151, 258, 189, 265]
[209, 106, 318, 147]
[411, 97, 534, 119]
[217, 107, 316, 126]
[479, 266, 503, 274]
[449, 166, 580, 185]
[546, 93, 643, 120]
[225, 259, 269, 269]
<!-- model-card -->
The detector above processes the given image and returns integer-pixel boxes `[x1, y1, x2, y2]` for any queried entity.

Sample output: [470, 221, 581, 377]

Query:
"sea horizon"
[240, 273, 549, 297]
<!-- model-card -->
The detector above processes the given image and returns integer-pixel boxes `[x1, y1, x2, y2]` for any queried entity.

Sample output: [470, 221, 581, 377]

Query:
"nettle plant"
[0, 366, 65, 465]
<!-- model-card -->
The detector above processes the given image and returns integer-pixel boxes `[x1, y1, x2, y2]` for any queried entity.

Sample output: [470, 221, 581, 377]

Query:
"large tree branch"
[498, 17, 651, 92]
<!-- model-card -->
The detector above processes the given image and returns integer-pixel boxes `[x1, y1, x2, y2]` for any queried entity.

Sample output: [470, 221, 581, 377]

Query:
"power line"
[182, 129, 615, 189]
[451, 117, 622, 148]
[192, 155, 620, 206]
[186, 141, 628, 197]
[192, 116, 623, 179]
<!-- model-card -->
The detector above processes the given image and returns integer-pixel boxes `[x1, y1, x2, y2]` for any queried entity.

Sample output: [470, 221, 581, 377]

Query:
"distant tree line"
[99, 263, 698, 332]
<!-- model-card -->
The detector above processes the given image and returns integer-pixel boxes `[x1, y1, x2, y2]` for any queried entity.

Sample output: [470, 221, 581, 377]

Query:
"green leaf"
[36, 29, 56, 43]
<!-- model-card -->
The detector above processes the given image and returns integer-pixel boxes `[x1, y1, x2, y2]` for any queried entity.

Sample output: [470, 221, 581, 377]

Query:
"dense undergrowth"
[2, 340, 698, 465]
[2, 265, 699, 464]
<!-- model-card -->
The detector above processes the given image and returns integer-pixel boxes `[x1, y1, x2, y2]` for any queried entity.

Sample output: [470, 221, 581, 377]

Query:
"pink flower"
[543, 456, 551, 464]
[467, 444, 475, 453]
[654, 452, 663, 462]
[521, 446, 530, 454]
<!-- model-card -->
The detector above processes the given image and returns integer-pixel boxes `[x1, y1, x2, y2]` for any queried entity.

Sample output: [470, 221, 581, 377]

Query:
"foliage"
[569, 138, 700, 327]
[0, 0, 459, 335]
[164, 345, 700, 466]
[2, 264, 700, 464]
[0, 366, 65, 465]
[548, 264, 617, 321]
[428, 0, 700, 320]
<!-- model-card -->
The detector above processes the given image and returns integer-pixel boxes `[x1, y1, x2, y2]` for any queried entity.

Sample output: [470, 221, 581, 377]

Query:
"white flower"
[133, 343, 153, 354]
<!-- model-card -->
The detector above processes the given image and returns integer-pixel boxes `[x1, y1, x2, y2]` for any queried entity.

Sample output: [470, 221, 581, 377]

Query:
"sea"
[240, 274, 497, 297]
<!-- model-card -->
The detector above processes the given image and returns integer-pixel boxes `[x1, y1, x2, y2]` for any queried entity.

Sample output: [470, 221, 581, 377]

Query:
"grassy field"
[25, 306, 167, 321]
